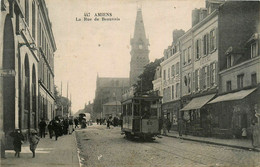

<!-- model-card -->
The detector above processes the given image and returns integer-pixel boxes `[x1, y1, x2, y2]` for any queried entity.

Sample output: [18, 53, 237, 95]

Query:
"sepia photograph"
[0, 0, 260, 166]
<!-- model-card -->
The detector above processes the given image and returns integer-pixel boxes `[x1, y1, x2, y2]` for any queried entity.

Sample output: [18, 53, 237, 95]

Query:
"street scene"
[1, 0, 260, 166]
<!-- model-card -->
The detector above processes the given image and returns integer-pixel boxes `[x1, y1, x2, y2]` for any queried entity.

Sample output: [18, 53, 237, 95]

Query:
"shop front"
[180, 94, 216, 137]
[161, 100, 181, 131]
[208, 87, 260, 139]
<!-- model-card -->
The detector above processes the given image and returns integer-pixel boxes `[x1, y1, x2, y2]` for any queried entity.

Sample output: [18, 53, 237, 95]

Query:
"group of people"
[9, 116, 80, 158]
[9, 129, 40, 158]
[96, 116, 121, 127]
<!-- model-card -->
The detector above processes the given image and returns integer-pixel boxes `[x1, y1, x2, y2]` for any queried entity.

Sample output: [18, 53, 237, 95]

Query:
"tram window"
[122, 105, 126, 116]
[127, 104, 132, 116]
[150, 100, 157, 116]
[134, 104, 140, 116]
[141, 101, 151, 119]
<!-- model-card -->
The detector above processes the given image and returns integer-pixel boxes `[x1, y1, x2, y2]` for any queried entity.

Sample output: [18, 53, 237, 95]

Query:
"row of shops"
[162, 86, 260, 139]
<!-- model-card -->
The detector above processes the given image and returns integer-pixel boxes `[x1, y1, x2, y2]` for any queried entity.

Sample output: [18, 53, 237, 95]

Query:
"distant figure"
[166, 118, 171, 133]
[107, 118, 110, 129]
[68, 119, 74, 134]
[39, 118, 47, 138]
[74, 118, 79, 128]
[29, 130, 40, 158]
[162, 120, 167, 136]
[10, 129, 24, 158]
[48, 120, 54, 139]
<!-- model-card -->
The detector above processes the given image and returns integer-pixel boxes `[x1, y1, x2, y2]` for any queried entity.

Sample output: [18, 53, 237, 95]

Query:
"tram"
[121, 94, 162, 140]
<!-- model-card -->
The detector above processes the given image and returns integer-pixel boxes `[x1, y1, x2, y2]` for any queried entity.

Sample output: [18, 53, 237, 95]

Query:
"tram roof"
[121, 95, 162, 103]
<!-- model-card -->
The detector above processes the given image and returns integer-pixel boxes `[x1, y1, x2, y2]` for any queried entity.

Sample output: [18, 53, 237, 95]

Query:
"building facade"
[161, 43, 182, 130]
[154, 1, 259, 138]
[102, 101, 121, 119]
[37, 0, 56, 122]
[0, 0, 56, 155]
[93, 75, 129, 119]
[129, 8, 149, 86]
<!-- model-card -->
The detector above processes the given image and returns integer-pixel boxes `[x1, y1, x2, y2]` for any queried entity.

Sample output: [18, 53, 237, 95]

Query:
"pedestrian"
[74, 118, 79, 128]
[166, 118, 171, 133]
[62, 119, 69, 135]
[9, 129, 24, 158]
[178, 118, 183, 137]
[39, 118, 47, 138]
[242, 127, 247, 139]
[29, 130, 40, 158]
[107, 118, 110, 129]
[53, 119, 61, 140]
[47, 120, 54, 139]
[68, 118, 74, 134]
[162, 119, 167, 135]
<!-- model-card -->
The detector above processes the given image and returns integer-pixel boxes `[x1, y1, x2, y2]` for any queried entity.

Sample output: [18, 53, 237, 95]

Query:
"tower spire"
[129, 8, 150, 86]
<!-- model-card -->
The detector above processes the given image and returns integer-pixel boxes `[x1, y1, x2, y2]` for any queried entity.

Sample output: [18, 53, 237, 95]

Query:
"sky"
[45, 0, 205, 113]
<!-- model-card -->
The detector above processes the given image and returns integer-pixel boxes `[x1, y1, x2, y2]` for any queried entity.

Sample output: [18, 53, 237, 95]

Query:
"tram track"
[142, 138, 242, 166]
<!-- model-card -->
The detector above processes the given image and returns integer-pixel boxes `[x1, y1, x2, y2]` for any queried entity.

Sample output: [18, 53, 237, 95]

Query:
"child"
[10, 129, 24, 158]
[29, 130, 40, 158]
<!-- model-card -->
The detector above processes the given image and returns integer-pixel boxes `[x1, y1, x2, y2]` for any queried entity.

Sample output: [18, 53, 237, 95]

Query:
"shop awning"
[208, 88, 257, 104]
[180, 94, 215, 111]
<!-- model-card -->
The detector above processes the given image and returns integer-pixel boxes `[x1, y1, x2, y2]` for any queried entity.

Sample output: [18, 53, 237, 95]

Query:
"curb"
[162, 134, 260, 152]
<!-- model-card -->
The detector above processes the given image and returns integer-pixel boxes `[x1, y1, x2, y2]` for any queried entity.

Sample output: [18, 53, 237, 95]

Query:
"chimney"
[192, 8, 200, 27]
[199, 8, 208, 22]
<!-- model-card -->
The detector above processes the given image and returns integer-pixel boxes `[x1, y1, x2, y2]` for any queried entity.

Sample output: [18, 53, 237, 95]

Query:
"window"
[201, 67, 207, 89]
[172, 85, 174, 99]
[168, 68, 170, 79]
[251, 42, 258, 58]
[25, 0, 29, 26]
[188, 47, 191, 63]
[188, 73, 191, 93]
[195, 39, 201, 60]
[210, 62, 216, 86]
[183, 49, 187, 65]
[251, 73, 257, 86]
[227, 55, 233, 68]
[203, 34, 209, 56]
[176, 62, 180, 75]
[32, 1, 36, 39]
[163, 70, 166, 80]
[210, 29, 216, 52]
[176, 83, 180, 98]
[171, 65, 175, 77]
[195, 69, 199, 91]
[226, 81, 232, 91]
[237, 74, 244, 89]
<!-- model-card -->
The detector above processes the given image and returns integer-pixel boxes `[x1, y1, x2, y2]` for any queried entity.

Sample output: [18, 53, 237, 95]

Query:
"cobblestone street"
[76, 124, 260, 167]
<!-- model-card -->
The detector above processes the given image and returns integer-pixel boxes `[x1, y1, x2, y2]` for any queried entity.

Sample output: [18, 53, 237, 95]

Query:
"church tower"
[129, 8, 150, 86]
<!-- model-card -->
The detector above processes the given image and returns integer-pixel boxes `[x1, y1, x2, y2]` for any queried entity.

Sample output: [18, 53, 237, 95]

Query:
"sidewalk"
[163, 130, 260, 152]
[1, 133, 80, 167]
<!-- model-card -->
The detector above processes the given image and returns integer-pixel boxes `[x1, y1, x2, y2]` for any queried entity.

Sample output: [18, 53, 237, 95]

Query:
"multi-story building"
[156, 1, 259, 137]
[37, 0, 56, 122]
[102, 101, 121, 119]
[93, 75, 129, 119]
[180, 6, 219, 136]
[129, 8, 150, 86]
[0, 0, 56, 155]
[207, 2, 260, 138]
[160, 30, 184, 129]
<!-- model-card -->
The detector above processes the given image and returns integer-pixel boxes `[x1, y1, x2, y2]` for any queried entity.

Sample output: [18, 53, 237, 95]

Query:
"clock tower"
[129, 8, 150, 86]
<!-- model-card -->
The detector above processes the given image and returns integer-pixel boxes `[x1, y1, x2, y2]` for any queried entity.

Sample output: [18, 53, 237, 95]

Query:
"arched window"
[24, 55, 30, 128]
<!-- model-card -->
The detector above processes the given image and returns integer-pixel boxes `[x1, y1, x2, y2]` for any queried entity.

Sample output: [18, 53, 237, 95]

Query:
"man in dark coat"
[39, 118, 47, 138]
[10, 129, 24, 158]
